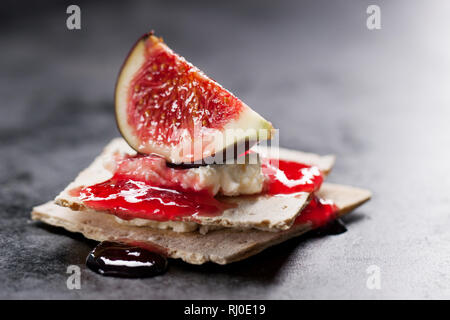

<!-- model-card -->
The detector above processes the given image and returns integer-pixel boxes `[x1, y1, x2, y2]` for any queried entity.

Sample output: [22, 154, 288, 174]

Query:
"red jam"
[294, 196, 339, 228]
[262, 159, 323, 195]
[74, 155, 338, 226]
[78, 175, 230, 221]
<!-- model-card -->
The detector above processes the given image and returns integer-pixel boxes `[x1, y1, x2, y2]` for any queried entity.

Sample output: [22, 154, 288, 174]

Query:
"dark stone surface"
[1, 0, 450, 299]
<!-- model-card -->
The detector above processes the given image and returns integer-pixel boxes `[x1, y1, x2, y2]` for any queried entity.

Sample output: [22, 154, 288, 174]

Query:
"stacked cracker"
[32, 138, 370, 265]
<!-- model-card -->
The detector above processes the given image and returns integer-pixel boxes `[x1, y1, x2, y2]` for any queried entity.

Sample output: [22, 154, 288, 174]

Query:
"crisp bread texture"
[55, 138, 336, 231]
[33, 183, 371, 265]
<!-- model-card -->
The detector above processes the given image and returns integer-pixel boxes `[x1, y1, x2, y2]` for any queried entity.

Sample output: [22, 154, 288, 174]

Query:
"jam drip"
[86, 241, 168, 278]
[294, 195, 339, 228]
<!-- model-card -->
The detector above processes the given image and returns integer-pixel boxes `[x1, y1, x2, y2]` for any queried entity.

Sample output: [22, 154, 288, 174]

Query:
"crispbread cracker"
[33, 183, 371, 265]
[55, 138, 335, 231]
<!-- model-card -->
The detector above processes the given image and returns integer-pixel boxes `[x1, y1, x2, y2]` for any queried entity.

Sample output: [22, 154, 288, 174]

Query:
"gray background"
[1, 0, 450, 299]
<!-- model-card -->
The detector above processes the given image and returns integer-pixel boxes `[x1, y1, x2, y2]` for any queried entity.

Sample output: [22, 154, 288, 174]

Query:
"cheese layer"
[104, 152, 265, 196]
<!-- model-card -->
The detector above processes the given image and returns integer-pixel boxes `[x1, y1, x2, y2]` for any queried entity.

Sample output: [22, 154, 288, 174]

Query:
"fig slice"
[115, 32, 274, 164]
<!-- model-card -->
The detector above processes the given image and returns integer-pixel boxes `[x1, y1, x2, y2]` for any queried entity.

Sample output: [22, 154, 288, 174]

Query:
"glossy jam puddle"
[86, 241, 168, 278]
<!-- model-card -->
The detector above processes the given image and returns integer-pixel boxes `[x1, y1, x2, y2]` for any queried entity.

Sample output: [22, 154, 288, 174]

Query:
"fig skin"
[114, 31, 154, 145]
[115, 32, 274, 165]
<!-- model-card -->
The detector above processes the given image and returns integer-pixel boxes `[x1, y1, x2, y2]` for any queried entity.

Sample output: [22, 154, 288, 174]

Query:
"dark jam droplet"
[86, 241, 168, 278]
[313, 218, 347, 236]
